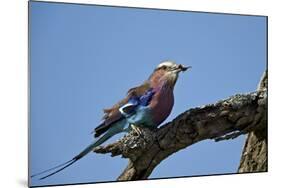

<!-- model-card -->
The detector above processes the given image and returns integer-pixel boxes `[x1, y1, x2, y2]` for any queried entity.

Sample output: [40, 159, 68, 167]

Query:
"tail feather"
[31, 159, 74, 178]
[31, 132, 114, 180]
[39, 159, 77, 180]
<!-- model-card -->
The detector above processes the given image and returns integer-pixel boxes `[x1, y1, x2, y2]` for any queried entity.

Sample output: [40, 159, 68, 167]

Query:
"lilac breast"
[149, 86, 174, 126]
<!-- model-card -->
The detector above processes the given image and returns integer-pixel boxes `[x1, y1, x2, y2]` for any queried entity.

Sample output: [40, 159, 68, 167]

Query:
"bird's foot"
[131, 124, 142, 137]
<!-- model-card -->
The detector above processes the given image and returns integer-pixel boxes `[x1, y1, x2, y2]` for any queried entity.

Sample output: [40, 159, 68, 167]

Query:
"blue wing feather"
[119, 88, 155, 117]
[139, 88, 155, 106]
[94, 82, 152, 137]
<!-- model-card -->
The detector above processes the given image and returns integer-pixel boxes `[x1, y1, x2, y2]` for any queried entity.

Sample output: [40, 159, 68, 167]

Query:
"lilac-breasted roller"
[31, 61, 191, 180]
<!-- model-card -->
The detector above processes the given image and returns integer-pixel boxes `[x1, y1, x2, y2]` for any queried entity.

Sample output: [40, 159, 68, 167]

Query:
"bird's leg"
[130, 124, 142, 137]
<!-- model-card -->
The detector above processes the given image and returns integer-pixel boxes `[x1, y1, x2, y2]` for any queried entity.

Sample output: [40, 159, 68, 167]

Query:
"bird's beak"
[178, 64, 192, 72]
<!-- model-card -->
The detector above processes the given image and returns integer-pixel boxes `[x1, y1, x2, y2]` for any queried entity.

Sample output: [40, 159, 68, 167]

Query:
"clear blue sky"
[29, 1, 266, 187]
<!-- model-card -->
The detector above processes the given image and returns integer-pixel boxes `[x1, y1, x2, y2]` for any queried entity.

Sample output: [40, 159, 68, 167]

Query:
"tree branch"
[238, 70, 268, 172]
[93, 83, 267, 180]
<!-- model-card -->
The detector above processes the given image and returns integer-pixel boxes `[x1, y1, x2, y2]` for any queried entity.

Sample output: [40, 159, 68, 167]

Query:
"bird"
[31, 60, 191, 180]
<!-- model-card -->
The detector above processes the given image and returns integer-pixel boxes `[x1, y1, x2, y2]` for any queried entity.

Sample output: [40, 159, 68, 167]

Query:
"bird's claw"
[131, 124, 142, 137]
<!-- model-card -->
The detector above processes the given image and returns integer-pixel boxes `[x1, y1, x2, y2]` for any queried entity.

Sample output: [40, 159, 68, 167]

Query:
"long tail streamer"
[31, 159, 75, 178]
[31, 129, 120, 180]
[39, 159, 78, 180]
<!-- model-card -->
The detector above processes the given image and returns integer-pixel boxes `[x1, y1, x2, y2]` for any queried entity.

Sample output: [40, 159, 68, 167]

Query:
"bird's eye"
[162, 66, 167, 70]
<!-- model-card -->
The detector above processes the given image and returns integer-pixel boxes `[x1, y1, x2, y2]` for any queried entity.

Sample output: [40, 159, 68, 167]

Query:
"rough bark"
[93, 70, 267, 181]
[238, 70, 268, 173]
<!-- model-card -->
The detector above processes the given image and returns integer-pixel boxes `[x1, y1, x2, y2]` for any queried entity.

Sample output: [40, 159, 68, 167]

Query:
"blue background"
[30, 1, 266, 186]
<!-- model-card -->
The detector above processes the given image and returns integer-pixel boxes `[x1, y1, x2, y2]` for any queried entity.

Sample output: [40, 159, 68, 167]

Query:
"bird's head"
[150, 60, 191, 87]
